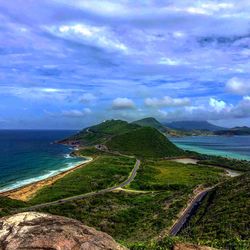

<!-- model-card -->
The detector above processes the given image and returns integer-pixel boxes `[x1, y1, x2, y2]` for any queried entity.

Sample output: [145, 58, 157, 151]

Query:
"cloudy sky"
[0, 0, 250, 129]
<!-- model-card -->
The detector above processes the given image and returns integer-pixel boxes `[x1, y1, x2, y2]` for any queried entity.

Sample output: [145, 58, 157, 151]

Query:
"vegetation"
[192, 152, 250, 172]
[0, 196, 26, 217]
[29, 156, 135, 204]
[180, 173, 250, 249]
[106, 127, 184, 158]
[128, 160, 226, 191]
[35, 190, 189, 247]
[60, 120, 139, 146]
[132, 117, 167, 133]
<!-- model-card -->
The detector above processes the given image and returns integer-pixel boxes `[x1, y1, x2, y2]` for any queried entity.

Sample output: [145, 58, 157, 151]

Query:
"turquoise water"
[0, 130, 87, 192]
[170, 136, 250, 160]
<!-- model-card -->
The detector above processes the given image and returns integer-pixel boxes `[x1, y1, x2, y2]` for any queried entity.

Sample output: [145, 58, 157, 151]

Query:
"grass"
[180, 173, 250, 250]
[128, 160, 226, 191]
[62, 120, 139, 146]
[106, 127, 184, 158]
[35, 190, 189, 247]
[0, 196, 26, 217]
[29, 155, 135, 204]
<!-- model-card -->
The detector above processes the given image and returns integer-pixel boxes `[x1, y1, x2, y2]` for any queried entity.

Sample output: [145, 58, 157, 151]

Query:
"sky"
[0, 0, 250, 129]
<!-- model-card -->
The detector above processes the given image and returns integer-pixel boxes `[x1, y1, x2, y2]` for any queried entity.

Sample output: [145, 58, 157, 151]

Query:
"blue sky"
[0, 0, 250, 129]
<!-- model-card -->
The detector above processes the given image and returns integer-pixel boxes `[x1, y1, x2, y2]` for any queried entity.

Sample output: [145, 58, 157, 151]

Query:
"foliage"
[132, 117, 167, 132]
[128, 159, 226, 191]
[106, 127, 184, 158]
[0, 197, 26, 217]
[180, 173, 250, 249]
[29, 156, 135, 204]
[35, 190, 189, 245]
[61, 120, 139, 146]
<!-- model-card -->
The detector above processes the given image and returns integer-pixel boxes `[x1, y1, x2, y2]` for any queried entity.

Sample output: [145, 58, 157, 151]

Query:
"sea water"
[0, 130, 87, 192]
[170, 135, 250, 160]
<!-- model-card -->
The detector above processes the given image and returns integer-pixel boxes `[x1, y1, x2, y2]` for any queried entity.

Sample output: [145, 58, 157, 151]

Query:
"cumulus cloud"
[226, 77, 250, 95]
[145, 96, 190, 108]
[112, 97, 135, 110]
[209, 98, 227, 112]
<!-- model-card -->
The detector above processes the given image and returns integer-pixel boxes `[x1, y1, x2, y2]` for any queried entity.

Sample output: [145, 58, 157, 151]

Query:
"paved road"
[21, 159, 140, 211]
[169, 188, 211, 236]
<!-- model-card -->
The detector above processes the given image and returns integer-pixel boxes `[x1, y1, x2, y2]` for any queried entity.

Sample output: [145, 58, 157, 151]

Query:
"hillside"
[105, 127, 184, 158]
[132, 117, 167, 132]
[180, 173, 250, 249]
[165, 121, 225, 131]
[60, 119, 139, 146]
[215, 126, 250, 135]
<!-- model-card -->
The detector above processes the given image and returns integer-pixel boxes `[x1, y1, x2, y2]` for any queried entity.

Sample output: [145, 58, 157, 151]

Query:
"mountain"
[165, 121, 225, 132]
[215, 126, 250, 135]
[132, 117, 167, 132]
[105, 126, 184, 158]
[59, 119, 139, 146]
[180, 173, 250, 248]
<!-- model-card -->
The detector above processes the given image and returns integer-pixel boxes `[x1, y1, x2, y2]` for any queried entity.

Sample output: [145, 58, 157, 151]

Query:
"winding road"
[169, 188, 212, 236]
[21, 159, 141, 211]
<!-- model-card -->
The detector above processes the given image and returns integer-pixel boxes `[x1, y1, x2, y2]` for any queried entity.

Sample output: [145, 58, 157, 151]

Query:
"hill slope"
[180, 173, 250, 249]
[132, 117, 167, 132]
[165, 121, 225, 131]
[106, 127, 183, 158]
[215, 126, 250, 135]
[60, 120, 139, 146]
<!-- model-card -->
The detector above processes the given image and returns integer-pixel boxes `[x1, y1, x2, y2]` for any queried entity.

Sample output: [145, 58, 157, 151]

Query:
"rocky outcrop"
[0, 212, 127, 250]
[174, 243, 217, 250]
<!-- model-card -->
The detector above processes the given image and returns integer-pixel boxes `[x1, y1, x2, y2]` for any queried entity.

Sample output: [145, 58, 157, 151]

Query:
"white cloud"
[49, 23, 128, 52]
[209, 98, 227, 112]
[62, 108, 91, 117]
[145, 96, 190, 108]
[226, 77, 250, 95]
[112, 97, 135, 110]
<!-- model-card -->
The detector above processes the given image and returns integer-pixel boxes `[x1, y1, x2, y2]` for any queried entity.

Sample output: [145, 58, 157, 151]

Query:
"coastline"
[0, 156, 93, 201]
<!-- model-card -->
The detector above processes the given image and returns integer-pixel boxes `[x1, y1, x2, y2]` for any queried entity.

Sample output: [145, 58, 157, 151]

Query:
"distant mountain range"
[164, 120, 225, 132]
[215, 126, 250, 135]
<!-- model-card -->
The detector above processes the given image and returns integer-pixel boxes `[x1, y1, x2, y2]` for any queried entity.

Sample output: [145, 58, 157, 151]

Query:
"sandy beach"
[0, 157, 93, 202]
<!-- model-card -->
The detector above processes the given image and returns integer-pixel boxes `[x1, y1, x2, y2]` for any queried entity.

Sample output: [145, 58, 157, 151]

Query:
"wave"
[0, 158, 91, 193]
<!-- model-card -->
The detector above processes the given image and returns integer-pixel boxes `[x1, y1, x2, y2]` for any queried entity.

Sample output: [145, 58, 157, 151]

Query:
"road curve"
[169, 188, 211, 236]
[20, 159, 140, 211]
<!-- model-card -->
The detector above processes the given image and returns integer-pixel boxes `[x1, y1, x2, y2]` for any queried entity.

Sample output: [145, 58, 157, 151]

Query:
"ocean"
[170, 135, 250, 161]
[0, 130, 87, 192]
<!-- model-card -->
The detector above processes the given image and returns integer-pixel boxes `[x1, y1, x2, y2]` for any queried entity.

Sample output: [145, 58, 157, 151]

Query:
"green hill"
[132, 117, 167, 132]
[180, 173, 250, 249]
[60, 120, 139, 146]
[105, 127, 184, 158]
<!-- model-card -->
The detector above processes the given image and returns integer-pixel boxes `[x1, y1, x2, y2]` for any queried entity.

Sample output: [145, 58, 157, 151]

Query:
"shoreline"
[0, 156, 93, 201]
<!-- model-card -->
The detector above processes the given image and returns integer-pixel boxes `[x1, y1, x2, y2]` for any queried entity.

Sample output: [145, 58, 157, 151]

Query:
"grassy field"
[106, 127, 184, 158]
[180, 173, 250, 250]
[35, 190, 189, 247]
[128, 160, 226, 191]
[29, 155, 135, 204]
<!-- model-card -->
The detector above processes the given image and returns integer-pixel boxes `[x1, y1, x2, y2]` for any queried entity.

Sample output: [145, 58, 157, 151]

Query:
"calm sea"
[170, 135, 250, 160]
[0, 130, 87, 192]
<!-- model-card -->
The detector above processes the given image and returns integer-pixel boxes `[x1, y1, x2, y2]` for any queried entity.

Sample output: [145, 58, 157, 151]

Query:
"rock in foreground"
[0, 212, 126, 250]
